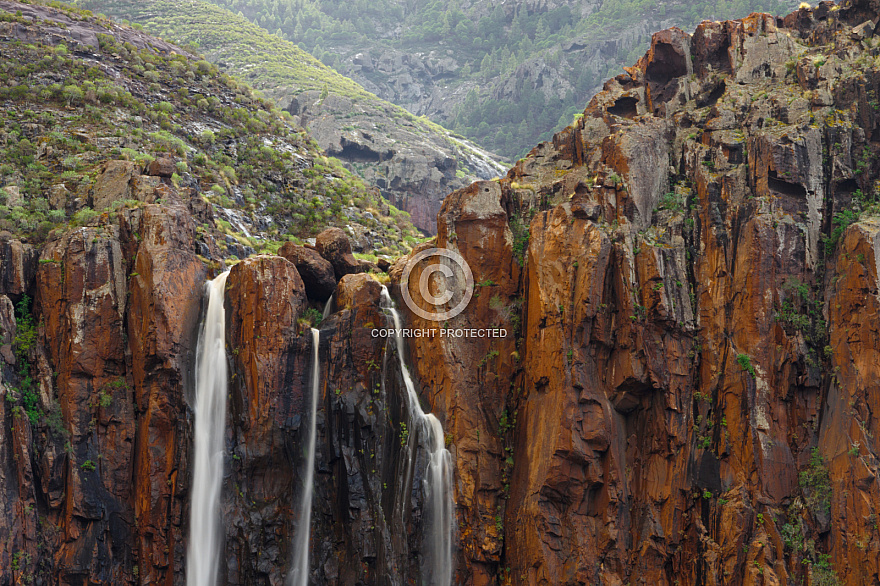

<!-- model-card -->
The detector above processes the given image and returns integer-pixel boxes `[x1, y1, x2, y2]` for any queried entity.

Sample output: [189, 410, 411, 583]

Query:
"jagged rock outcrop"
[388, 2, 880, 584]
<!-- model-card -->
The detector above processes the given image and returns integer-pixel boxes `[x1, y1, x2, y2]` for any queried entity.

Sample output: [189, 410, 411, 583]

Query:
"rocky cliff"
[5, 0, 880, 585]
[391, 2, 880, 583]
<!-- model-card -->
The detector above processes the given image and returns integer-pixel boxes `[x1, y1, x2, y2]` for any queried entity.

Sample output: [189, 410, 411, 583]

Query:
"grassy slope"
[0, 0, 422, 255]
[78, 0, 503, 167]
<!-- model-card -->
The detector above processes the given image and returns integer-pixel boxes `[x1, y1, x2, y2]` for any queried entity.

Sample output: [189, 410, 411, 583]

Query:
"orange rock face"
[390, 4, 880, 585]
[223, 254, 309, 583]
[7, 3, 880, 586]
[124, 204, 207, 583]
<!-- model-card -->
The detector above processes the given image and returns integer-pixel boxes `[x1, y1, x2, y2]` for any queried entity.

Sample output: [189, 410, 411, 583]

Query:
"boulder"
[315, 228, 363, 280]
[49, 184, 70, 211]
[92, 160, 136, 210]
[146, 157, 175, 177]
[851, 20, 875, 40]
[278, 241, 337, 301]
[358, 259, 379, 273]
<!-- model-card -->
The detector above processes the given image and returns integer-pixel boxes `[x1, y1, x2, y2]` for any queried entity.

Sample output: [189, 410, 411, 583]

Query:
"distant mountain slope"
[80, 0, 508, 233]
[199, 0, 801, 160]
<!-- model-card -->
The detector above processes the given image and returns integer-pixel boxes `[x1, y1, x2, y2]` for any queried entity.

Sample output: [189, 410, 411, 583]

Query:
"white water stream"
[187, 271, 230, 586]
[290, 328, 321, 586]
[380, 287, 453, 585]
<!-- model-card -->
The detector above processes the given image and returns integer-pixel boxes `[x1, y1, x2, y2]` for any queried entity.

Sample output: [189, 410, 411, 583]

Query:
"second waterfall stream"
[188, 272, 230, 586]
[381, 287, 454, 585]
[290, 328, 320, 586]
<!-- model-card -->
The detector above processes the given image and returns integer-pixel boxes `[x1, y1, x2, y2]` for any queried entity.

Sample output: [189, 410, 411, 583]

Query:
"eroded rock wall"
[393, 3, 880, 585]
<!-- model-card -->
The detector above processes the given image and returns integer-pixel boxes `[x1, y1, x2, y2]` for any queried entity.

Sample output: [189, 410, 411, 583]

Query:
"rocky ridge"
[202, 0, 799, 160]
[0, 0, 424, 260]
[390, 1, 880, 583]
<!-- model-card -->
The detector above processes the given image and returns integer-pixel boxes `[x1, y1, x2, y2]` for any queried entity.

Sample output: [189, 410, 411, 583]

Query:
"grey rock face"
[282, 90, 507, 233]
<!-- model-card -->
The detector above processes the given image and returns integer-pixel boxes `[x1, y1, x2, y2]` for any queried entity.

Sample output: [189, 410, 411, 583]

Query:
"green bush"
[736, 354, 756, 377]
[72, 207, 98, 226]
[824, 209, 859, 254]
[62, 84, 84, 104]
[800, 448, 832, 516]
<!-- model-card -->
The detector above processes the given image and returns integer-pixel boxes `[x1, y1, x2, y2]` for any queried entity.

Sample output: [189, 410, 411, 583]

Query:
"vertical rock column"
[224, 255, 307, 584]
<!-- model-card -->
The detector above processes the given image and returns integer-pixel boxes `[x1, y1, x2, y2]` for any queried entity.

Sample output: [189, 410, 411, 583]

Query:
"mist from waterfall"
[290, 328, 321, 586]
[187, 271, 230, 586]
[380, 287, 454, 586]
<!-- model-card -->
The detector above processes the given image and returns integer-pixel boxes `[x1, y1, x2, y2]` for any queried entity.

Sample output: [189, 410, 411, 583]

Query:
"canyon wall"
[4, 1, 880, 585]
[394, 2, 880, 584]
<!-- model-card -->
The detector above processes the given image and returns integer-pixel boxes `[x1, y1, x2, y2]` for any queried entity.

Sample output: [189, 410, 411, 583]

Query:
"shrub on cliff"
[800, 448, 831, 516]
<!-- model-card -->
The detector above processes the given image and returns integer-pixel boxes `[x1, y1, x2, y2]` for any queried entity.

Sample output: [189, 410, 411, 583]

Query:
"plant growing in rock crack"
[478, 349, 500, 368]
[774, 277, 827, 350]
[736, 353, 755, 378]
[509, 214, 530, 266]
[821, 209, 859, 255]
[800, 448, 832, 516]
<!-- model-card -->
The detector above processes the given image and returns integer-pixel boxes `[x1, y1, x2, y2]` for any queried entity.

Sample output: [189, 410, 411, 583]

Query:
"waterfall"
[380, 287, 454, 586]
[290, 328, 321, 586]
[188, 271, 230, 586]
[322, 294, 334, 321]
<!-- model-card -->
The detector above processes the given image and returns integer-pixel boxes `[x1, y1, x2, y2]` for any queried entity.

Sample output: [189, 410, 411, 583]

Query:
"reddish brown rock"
[5, 3, 880, 585]
[639, 27, 692, 115]
[223, 255, 307, 583]
[822, 221, 880, 585]
[146, 156, 175, 177]
[0, 235, 38, 297]
[123, 204, 207, 583]
[316, 227, 363, 280]
[279, 241, 337, 301]
[36, 221, 134, 583]
[394, 180, 521, 583]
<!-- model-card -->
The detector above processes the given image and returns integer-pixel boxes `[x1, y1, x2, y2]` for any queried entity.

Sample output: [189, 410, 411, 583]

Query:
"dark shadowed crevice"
[768, 171, 807, 197]
[608, 96, 639, 119]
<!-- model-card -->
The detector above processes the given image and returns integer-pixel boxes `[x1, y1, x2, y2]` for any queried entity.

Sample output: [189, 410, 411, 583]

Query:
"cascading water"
[188, 271, 230, 586]
[380, 287, 454, 585]
[290, 328, 321, 586]
[322, 294, 334, 321]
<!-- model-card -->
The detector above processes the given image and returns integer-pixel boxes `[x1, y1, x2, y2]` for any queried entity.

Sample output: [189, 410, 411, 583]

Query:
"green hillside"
[197, 0, 800, 159]
[0, 0, 421, 255]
